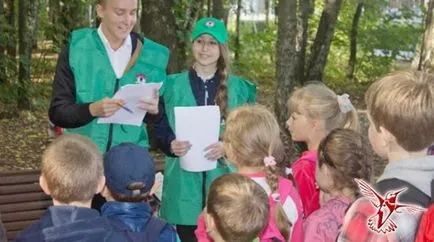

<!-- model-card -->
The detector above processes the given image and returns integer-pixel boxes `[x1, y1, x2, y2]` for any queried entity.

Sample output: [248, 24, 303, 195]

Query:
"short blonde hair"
[223, 105, 290, 240]
[288, 82, 359, 131]
[365, 71, 434, 151]
[207, 173, 269, 242]
[41, 134, 103, 203]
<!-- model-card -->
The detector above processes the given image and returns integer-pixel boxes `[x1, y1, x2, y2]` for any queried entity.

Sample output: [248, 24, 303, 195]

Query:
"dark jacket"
[101, 201, 177, 242]
[14, 206, 135, 242]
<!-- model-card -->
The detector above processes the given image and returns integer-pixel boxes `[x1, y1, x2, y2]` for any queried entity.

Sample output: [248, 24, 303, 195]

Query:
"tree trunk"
[176, 0, 205, 70]
[416, 0, 434, 71]
[265, 0, 270, 25]
[347, 1, 364, 81]
[198, 0, 206, 19]
[212, 0, 229, 24]
[0, 0, 6, 84]
[30, 0, 40, 50]
[234, 0, 242, 62]
[60, 0, 86, 47]
[296, 0, 312, 84]
[6, 0, 16, 63]
[177, 0, 203, 68]
[48, 0, 60, 43]
[18, 0, 32, 109]
[275, 0, 298, 128]
[306, 0, 343, 81]
[207, 0, 212, 17]
[141, 0, 180, 73]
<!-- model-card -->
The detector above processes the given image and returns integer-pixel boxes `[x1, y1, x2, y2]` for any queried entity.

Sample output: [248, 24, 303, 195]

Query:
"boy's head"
[40, 134, 105, 205]
[205, 173, 269, 242]
[365, 71, 434, 156]
[102, 143, 155, 202]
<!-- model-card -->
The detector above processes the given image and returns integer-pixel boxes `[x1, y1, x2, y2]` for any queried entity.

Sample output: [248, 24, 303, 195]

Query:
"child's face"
[192, 34, 220, 68]
[367, 114, 388, 159]
[286, 112, 313, 142]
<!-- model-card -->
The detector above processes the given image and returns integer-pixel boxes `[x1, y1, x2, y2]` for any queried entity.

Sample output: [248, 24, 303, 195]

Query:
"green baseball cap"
[191, 17, 228, 44]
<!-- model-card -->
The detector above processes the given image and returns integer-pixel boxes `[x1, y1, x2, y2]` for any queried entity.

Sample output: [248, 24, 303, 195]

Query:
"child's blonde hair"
[224, 105, 290, 240]
[288, 82, 359, 131]
[207, 173, 269, 242]
[41, 134, 103, 203]
[317, 129, 372, 196]
[365, 71, 434, 151]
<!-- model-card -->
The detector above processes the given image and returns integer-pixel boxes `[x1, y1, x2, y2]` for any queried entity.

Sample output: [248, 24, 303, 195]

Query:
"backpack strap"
[143, 216, 168, 241]
[375, 178, 431, 208]
[431, 179, 434, 203]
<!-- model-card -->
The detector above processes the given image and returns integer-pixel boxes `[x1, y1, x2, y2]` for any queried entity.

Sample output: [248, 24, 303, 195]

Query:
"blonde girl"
[197, 105, 304, 242]
[287, 82, 359, 217]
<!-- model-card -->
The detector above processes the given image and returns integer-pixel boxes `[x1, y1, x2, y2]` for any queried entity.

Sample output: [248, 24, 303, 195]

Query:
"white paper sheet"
[97, 82, 162, 126]
[175, 106, 220, 172]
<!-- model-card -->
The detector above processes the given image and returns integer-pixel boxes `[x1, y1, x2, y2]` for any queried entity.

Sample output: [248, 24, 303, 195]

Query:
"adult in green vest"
[155, 17, 256, 241]
[49, 0, 169, 153]
[48, 0, 169, 210]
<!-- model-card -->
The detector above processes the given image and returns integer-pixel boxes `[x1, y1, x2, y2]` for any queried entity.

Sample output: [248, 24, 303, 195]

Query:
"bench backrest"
[0, 159, 164, 241]
[0, 171, 52, 241]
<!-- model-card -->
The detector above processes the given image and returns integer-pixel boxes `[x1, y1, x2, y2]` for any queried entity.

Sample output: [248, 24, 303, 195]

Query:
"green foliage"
[229, 21, 277, 104]
[320, 0, 423, 106]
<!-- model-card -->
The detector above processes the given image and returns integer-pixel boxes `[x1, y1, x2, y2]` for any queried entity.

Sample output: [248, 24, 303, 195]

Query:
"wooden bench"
[0, 170, 52, 241]
[0, 160, 164, 241]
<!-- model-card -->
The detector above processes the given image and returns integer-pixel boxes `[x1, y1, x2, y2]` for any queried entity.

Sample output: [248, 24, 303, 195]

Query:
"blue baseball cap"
[104, 143, 155, 197]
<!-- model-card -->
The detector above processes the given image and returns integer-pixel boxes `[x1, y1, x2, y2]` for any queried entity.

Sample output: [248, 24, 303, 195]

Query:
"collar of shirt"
[189, 68, 219, 106]
[97, 24, 132, 78]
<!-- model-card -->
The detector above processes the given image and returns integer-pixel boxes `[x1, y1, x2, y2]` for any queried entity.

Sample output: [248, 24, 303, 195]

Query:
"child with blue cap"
[101, 143, 177, 242]
[154, 17, 257, 241]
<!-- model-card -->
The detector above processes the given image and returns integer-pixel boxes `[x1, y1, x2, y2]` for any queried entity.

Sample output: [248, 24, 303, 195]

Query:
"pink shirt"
[291, 151, 319, 217]
[195, 172, 304, 242]
[303, 196, 351, 242]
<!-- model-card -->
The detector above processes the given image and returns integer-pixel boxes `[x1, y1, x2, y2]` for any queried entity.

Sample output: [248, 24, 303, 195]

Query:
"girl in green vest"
[155, 17, 256, 241]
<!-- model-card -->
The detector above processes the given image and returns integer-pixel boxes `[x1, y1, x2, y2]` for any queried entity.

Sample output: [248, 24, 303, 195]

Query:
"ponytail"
[264, 156, 291, 241]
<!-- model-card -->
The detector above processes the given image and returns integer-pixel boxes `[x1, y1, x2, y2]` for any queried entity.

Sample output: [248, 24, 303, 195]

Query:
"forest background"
[0, 0, 431, 179]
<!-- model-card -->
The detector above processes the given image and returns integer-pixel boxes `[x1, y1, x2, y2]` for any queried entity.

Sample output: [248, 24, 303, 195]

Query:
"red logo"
[355, 179, 425, 234]
[136, 74, 147, 84]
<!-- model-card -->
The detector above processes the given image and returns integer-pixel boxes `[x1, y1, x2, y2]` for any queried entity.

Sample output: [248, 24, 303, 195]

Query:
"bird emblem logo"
[355, 179, 425, 234]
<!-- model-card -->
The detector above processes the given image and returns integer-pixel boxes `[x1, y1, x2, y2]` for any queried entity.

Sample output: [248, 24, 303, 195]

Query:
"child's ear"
[39, 175, 51, 196]
[311, 118, 324, 131]
[101, 186, 111, 199]
[379, 126, 395, 147]
[96, 175, 106, 194]
[204, 211, 216, 233]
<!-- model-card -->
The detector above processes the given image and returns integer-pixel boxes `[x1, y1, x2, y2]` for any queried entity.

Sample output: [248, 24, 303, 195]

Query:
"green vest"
[66, 28, 169, 152]
[160, 72, 256, 225]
